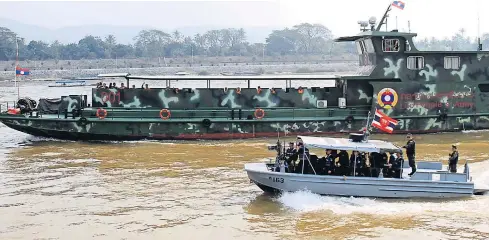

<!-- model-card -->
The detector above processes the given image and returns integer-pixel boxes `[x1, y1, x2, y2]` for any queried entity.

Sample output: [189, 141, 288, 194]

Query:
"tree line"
[1, 25, 489, 61]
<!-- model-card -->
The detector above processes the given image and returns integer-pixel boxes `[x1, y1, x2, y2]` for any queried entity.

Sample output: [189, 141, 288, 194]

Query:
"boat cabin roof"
[297, 136, 403, 154]
[334, 30, 418, 42]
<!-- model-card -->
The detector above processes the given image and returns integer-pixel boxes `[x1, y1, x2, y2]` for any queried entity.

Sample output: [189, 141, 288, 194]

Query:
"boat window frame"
[407, 56, 425, 70]
[355, 41, 363, 55]
[364, 38, 375, 53]
[382, 38, 400, 52]
[444, 56, 460, 70]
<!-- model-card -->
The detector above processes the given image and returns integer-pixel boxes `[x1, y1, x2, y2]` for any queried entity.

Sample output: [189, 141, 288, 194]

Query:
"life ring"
[159, 109, 171, 120]
[345, 115, 354, 124]
[298, 87, 304, 94]
[77, 117, 89, 126]
[96, 108, 107, 119]
[236, 87, 241, 94]
[254, 108, 265, 119]
[202, 118, 212, 128]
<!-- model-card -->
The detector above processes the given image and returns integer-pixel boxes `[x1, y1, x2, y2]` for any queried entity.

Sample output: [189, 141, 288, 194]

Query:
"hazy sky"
[1, 0, 488, 39]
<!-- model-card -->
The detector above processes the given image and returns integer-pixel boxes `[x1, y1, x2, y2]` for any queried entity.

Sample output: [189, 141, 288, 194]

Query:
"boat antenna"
[477, 1, 482, 51]
[376, 3, 392, 31]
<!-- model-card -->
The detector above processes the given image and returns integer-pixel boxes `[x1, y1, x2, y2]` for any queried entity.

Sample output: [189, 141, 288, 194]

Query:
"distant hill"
[0, 17, 282, 44]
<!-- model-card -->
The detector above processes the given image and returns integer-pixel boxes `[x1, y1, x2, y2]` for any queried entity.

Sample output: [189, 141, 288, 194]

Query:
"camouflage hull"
[1, 112, 487, 141]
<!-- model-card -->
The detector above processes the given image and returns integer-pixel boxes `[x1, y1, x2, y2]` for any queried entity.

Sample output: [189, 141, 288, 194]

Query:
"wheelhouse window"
[355, 41, 363, 54]
[364, 39, 375, 53]
[444, 56, 460, 69]
[407, 56, 424, 70]
[382, 39, 399, 52]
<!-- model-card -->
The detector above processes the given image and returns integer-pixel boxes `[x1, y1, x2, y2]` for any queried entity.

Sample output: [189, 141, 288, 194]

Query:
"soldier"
[285, 142, 297, 172]
[448, 145, 459, 173]
[350, 151, 365, 176]
[336, 150, 350, 176]
[402, 133, 416, 176]
[387, 152, 403, 178]
[319, 149, 335, 175]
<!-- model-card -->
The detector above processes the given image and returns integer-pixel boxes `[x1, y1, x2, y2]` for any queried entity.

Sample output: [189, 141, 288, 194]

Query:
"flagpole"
[364, 110, 372, 141]
[15, 37, 19, 101]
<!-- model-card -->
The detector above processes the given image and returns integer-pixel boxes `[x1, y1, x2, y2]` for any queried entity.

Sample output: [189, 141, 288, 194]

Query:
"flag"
[371, 109, 398, 133]
[391, 0, 405, 10]
[16, 66, 30, 76]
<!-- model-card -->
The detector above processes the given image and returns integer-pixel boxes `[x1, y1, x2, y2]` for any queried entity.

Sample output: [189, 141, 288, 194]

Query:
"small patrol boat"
[245, 134, 488, 199]
[48, 80, 88, 87]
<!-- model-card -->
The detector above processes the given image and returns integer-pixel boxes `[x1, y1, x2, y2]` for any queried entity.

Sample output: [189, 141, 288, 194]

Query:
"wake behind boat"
[245, 133, 488, 199]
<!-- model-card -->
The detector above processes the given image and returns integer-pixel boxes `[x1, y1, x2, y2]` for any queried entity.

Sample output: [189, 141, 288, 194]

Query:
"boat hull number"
[269, 177, 284, 183]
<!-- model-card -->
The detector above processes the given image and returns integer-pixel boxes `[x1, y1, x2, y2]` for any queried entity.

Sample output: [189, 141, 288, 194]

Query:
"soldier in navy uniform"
[402, 133, 416, 176]
[448, 145, 459, 173]
[350, 151, 365, 176]
[387, 152, 403, 178]
[285, 142, 297, 172]
[336, 150, 350, 176]
[319, 149, 335, 175]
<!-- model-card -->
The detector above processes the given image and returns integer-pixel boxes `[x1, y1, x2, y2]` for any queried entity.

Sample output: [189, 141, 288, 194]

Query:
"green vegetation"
[1, 24, 488, 62]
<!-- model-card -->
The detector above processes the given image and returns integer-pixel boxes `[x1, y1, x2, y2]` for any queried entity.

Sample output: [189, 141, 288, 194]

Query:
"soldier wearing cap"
[402, 133, 416, 176]
[448, 145, 459, 173]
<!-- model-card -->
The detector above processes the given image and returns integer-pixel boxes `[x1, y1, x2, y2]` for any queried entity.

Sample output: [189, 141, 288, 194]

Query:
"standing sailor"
[336, 150, 350, 176]
[402, 133, 416, 176]
[448, 145, 459, 173]
[285, 142, 297, 172]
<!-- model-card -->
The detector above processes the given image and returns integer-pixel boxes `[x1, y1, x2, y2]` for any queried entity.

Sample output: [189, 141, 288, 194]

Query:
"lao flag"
[16, 66, 30, 76]
[391, 0, 405, 10]
[371, 109, 398, 133]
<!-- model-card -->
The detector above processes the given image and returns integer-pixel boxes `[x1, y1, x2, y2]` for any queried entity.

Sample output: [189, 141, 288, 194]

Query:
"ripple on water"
[2, 123, 489, 239]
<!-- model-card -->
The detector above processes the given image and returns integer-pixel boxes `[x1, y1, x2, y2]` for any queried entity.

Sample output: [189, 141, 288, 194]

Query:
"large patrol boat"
[1, 3, 489, 141]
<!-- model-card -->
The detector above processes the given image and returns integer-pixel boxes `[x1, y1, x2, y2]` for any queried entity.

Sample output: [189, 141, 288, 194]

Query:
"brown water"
[1, 81, 489, 240]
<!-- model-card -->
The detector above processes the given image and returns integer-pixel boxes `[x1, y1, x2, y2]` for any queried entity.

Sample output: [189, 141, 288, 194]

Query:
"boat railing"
[0, 101, 19, 113]
[74, 106, 371, 121]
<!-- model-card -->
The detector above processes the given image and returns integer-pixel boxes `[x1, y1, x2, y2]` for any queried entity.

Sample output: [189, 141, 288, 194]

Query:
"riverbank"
[0, 61, 358, 80]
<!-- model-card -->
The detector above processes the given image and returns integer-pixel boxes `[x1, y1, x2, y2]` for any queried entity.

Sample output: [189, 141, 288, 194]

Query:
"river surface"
[1, 80, 489, 239]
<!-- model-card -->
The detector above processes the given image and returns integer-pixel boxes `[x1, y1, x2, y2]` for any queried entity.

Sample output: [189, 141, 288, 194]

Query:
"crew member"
[448, 145, 459, 173]
[285, 142, 297, 172]
[403, 133, 416, 176]
[320, 149, 335, 175]
[295, 142, 309, 173]
[336, 150, 350, 176]
[350, 151, 365, 176]
[387, 152, 403, 178]
[369, 152, 385, 177]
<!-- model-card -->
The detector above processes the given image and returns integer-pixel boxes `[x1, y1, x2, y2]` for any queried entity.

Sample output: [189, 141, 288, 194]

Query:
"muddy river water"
[1, 80, 489, 239]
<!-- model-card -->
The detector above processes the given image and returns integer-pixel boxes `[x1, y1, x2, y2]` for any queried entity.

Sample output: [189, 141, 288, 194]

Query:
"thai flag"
[371, 109, 398, 133]
[16, 66, 30, 76]
[391, 0, 405, 10]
